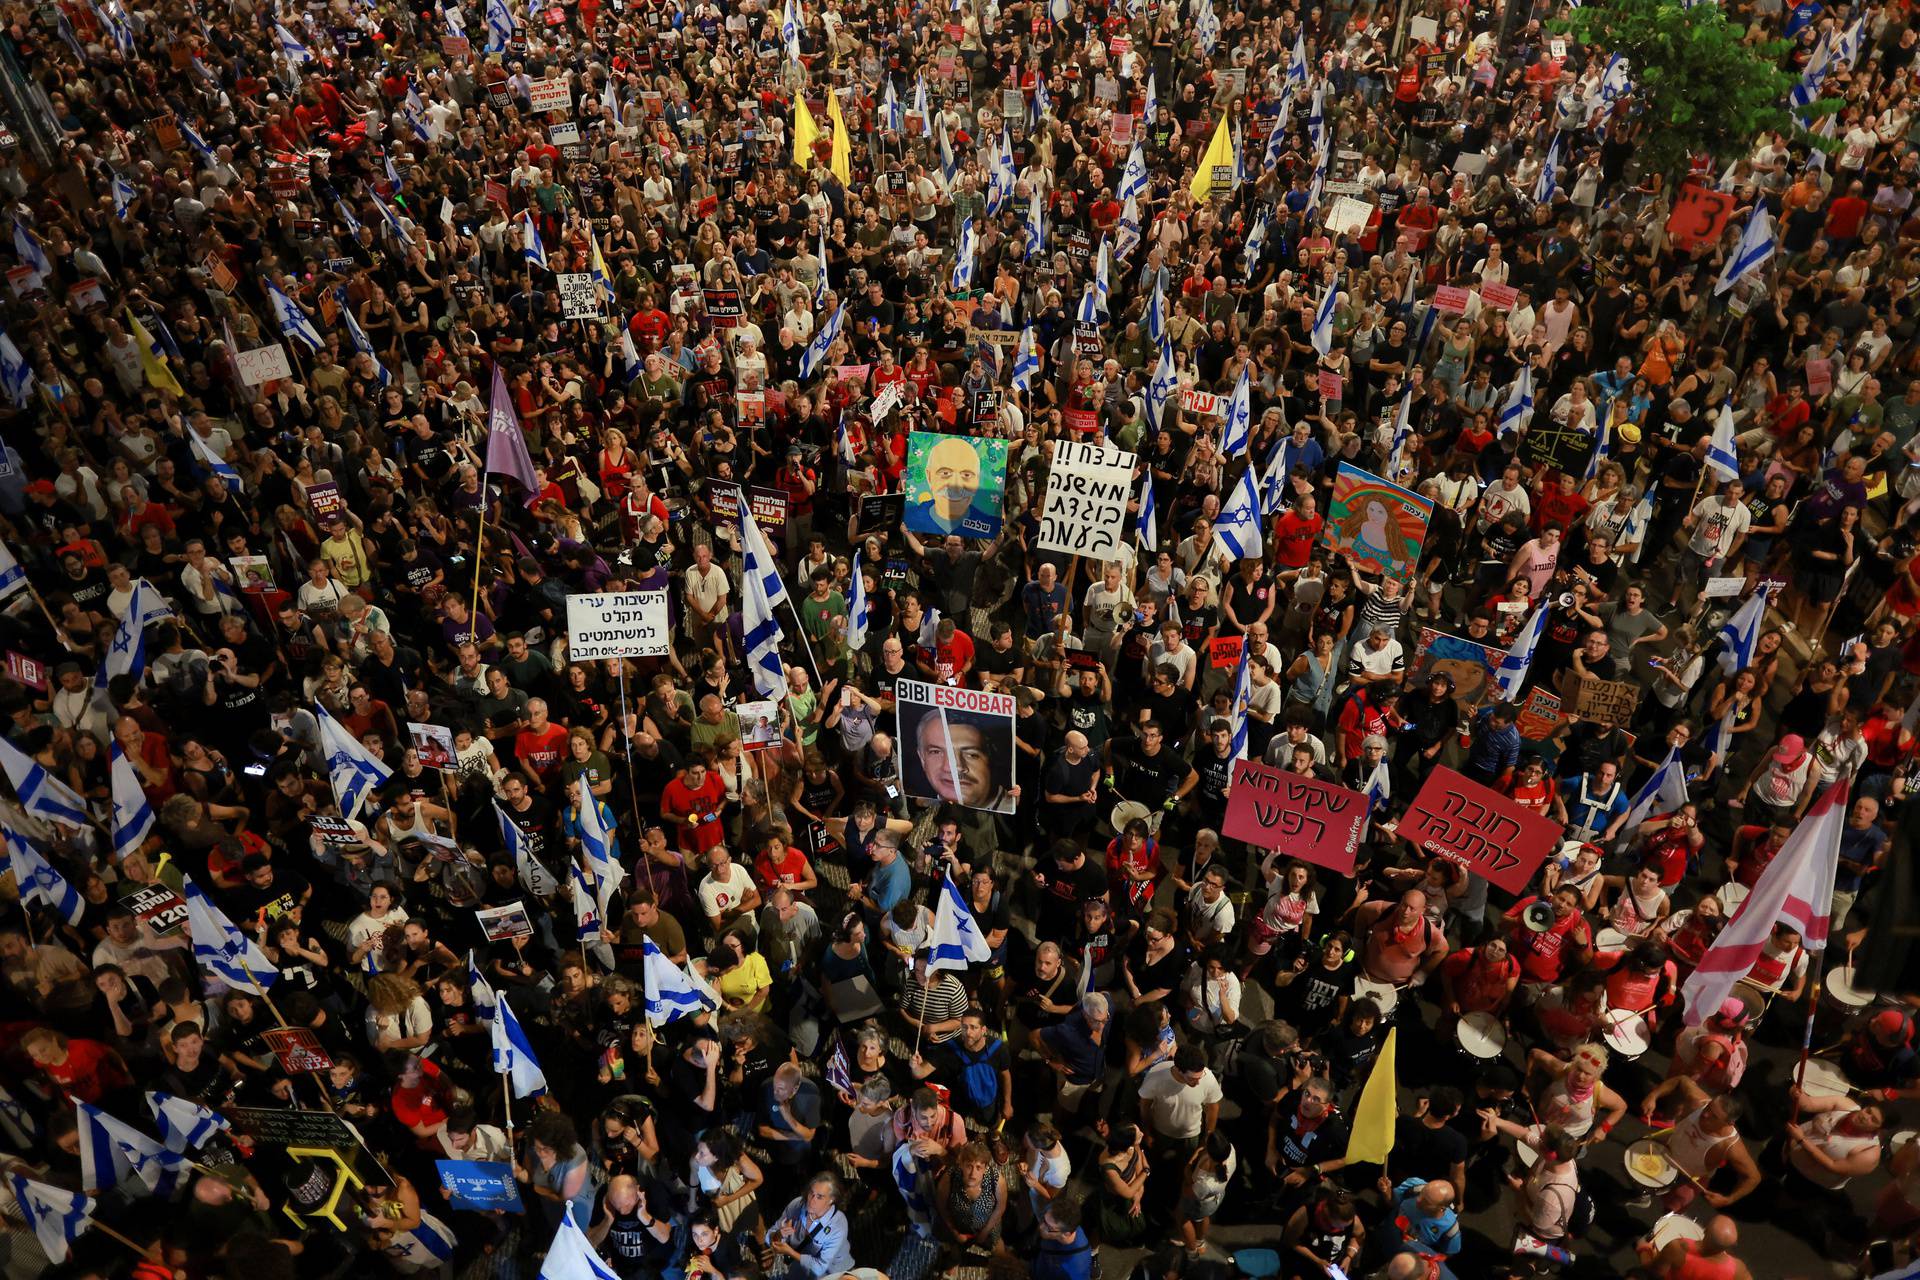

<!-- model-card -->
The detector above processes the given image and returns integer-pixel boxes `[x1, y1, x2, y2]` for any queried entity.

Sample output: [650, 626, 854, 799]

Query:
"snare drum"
[1716, 881, 1751, 918]
[1594, 927, 1631, 955]
[1624, 1138, 1680, 1190]
[1648, 1213, 1705, 1251]
[1455, 1011, 1507, 1061]
[1109, 800, 1151, 834]
[1819, 965, 1877, 1039]
[1799, 1058, 1854, 1099]
[1603, 1007, 1653, 1059]
[1352, 975, 1401, 1018]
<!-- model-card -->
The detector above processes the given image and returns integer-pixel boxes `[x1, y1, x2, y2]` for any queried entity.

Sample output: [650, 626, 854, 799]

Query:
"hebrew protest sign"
[1222, 761, 1368, 876]
[1398, 766, 1563, 894]
[566, 591, 669, 659]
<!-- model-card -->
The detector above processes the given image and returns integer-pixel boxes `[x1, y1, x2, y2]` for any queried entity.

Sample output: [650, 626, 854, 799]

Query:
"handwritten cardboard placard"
[1222, 761, 1368, 876]
[1399, 765, 1562, 894]
[1571, 675, 1640, 730]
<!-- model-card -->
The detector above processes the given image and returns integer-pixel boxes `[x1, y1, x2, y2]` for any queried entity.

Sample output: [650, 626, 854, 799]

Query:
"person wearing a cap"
[1667, 999, 1753, 1097]
[1840, 1009, 1920, 1100]
[1728, 732, 1817, 826]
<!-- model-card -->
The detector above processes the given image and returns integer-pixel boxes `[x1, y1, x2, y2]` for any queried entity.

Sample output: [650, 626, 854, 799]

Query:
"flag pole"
[87, 1219, 163, 1261]
[470, 500, 489, 633]
[1791, 970, 1823, 1124]
[615, 662, 656, 893]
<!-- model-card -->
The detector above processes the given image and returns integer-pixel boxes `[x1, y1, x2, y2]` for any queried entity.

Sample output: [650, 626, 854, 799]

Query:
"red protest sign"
[1398, 765, 1561, 894]
[1222, 761, 1368, 876]
[1209, 636, 1243, 669]
[6, 651, 45, 690]
[262, 1026, 334, 1073]
[1433, 285, 1470, 314]
[1480, 282, 1519, 310]
[1667, 182, 1736, 252]
[1317, 369, 1344, 400]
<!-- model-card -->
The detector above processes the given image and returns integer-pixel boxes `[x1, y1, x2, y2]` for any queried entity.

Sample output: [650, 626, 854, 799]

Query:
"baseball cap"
[1772, 734, 1807, 765]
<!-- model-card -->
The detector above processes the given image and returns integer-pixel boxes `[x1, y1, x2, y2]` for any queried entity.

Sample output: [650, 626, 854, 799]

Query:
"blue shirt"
[767, 1200, 851, 1278]
[869, 854, 911, 913]
[759, 1078, 823, 1165]
[1033, 1229, 1093, 1280]
[1467, 710, 1521, 778]
[1038, 1011, 1105, 1085]
[1391, 1179, 1462, 1255]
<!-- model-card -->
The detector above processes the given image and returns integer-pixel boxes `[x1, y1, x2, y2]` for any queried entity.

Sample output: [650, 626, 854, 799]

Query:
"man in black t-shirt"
[1385, 1087, 1471, 1206]
[1032, 840, 1108, 946]
[589, 1175, 680, 1280]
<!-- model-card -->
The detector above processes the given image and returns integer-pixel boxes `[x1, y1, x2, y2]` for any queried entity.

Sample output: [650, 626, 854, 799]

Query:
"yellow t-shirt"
[714, 951, 771, 1006]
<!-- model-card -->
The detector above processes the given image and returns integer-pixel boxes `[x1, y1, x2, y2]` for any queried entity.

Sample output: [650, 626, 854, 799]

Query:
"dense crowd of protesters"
[3, 0, 1920, 1278]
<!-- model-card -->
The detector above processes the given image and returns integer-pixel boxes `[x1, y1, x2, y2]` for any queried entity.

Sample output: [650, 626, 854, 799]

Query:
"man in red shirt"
[628, 290, 671, 352]
[24, 1028, 131, 1103]
[661, 753, 728, 855]
[1532, 471, 1590, 534]
[1825, 178, 1873, 246]
[918, 616, 976, 685]
[1270, 493, 1324, 570]
[514, 699, 571, 787]
[774, 448, 818, 569]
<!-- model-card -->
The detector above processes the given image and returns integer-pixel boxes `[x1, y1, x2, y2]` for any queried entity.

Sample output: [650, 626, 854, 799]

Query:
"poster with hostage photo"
[895, 678, 1019, 814]
[904, 431, 1010, 540]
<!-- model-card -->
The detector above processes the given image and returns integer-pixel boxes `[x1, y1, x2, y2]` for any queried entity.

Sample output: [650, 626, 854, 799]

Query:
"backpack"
[1565, 1184, 1597, 1237]
[950, 1038, 1002, 1111]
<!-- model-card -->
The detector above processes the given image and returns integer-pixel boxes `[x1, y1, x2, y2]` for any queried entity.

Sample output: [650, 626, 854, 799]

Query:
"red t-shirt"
[42, 1038, 130, 1103]
[515, 724, 571, 781]
[390, 1058, 451, 1142]
[754, 845, 812, 893]
[662, 772, 729, 853]
[1271, 511, 1324, 569]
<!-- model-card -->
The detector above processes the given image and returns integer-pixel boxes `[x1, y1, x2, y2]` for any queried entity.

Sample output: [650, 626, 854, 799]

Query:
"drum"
[1799, 1058, 1854, 1099]
[1516, 1140, 1539, 1169]
[1624, 1138, 1680, 1190]
[1352, 975, 1401, 1018]
[1649, 1213, 1705, 1251]
[1731, 980, 1772, 1028]
[1456, 1011, 1507, 1061]
[1716, 881, 1751, 918]
[1594, 927, 1631, 954]
[1603, 1007, 1653, 1059]
[1109, 800, 1151, 834]
[1819, 965, 1877, 1039]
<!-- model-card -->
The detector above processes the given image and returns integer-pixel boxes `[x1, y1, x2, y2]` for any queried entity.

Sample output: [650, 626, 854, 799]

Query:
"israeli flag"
[1033, 76, 1052, 126]
[1703, 703, 1739, 764]
[182, 872, 277, 991]
[1193, 0, 1219, 53]
[110, 740, 155, 858]
[94, 577, 157, 692]
[542, 1204, 622, 1280]
[176, 116, 217, 166]
[315, 702, 391, 820]
[1023, 187, 1045, 261]
[1310, 273, 1339, 357]
[1214, 465, 1264, 560]
[928, 873, 991, 973]
[781, 0, 803, 62]
[275, 23, 313, 63]
[0, 1081, 40, 1148]
[641, 934, 718, 1025]
[8, 1172, 92, 1264]
[1706, 402, 1740, 482]
[0, 330, 34, 406]
[936, 114, 957, 187]
[485, 0, 515, 52]
[111, 173, 137, 219]
[264, 277, 323, 351]
[1011, 323, 1040, 394]
[77, 1101, 185, 1197]
[1146, 273, 1167, 348]
[1713, 205, 1775, 297]
[1116, 148, 1150, 221]
[882, 78, 902, 132]
[1493, 603, 1550, 700]
[496, 801, 558, 898]
[1136, 476, 1158, 550]
[490, 997, 547, 1097]
[1244, 209, 1269, 283]
[568, 862, 601, 942]
[986, 130, 1015, 215]
[951, 215, 978, 292]
[467, 950, 500, 1023]
[1307, 80, 1327, 153]
[742, 519, 790, 698]
[1497, 363, 1535, 438]
[147, 1091, 228, 1153]
[189, 429, 244, 491]
[12, 219, 49, 283]
[1259, 437, 1288, 517]
[1147, 338, 1177, 431]
[814, 225, 830, 308]
[0, 738, 89, 829]
[1621, 748, 1690, 833]
[1287, 31, 1309, 91]
[374, 194, 412, 245]
[914, 76, 931, 136]
[1263, 100, 1292, 171]
[402, 94, 431, 143]
[618, 327, 644, 384]
[1092, 239, 1111, 323]
[7, 826, 83, 924]
[1114, 193, 1143, 263]
[800, 301, 844, 379]
[1533, 131, 1561, 205]
[602, 74, 619, 117]
[1715, 590, 1768, 674]
[847, 550, 871, 651]
[1227, 643, 1251, 763]
[520, 210, 548, 270]
[333, 194, 364, 236]
[1387, 385, 1415, 479]
[1222, 365, 1251, 459]
[343, 304, 394, 388]
[1143, 72, 1158, 127]
[575, 791, 624, 917]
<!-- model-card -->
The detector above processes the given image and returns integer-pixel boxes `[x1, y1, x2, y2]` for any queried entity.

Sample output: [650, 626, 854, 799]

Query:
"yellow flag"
[124, 307, 184, 397]
[793, 95, 820, 169]
[1345, 1025, 1398, 1165]
[827, 89, 852, 187]
[1188, 110, 1237, 203]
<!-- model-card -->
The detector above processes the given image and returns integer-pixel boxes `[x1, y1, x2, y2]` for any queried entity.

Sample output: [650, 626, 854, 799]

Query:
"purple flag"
[485, 364, 538, 499]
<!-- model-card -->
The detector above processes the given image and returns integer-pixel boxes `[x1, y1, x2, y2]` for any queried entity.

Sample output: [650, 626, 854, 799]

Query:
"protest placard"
[476, 901, 534, 941]
[5, 650, 45, 691]
[437, 1161, 524, 1213]
[1222, 762, 1368, 876]
[235, 344, 293, 386]
[896, 679, 1017, 814]
[1398, 766, 1563, 894]
[556, 272, 602, 319]
[528, 77, 572, 114]
[566, 590, 670, 659]
[1036, 439, 1135, 558]
[409, 721, 456, 768]
[1572, 676, 1640, 729]
[127, 884, 188, 934]
[1209, 636, 1243, 669]
[261, 1027, 333, 1073]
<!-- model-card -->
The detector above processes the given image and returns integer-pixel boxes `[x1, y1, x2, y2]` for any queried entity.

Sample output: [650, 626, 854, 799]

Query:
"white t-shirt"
[1139, 1060, 1225, 1138]
[698, 863, 754, 921]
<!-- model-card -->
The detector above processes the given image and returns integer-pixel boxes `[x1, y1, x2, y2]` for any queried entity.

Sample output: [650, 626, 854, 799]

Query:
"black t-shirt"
[592, 1183, 678, 1275]
[1064, 690, 1111, 751]
[974, 642, 1021, 681]
[1114, 741, 1187, 805]
[1271, 1088, 1351, 1170]
[1272, 957, 1355, 1040]
[1387, 1116, 1471, 1186]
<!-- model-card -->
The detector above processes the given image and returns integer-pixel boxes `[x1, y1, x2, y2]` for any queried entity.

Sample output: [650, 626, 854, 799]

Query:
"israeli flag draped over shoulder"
[315, 702, 391, 819]
[927, 871, 991, 973]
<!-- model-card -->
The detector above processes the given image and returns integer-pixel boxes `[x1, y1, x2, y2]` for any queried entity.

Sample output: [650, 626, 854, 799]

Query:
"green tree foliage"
[1555, 0, 1799, 179]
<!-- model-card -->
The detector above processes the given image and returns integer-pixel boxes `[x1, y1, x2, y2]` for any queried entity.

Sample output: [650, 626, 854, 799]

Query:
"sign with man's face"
[895, 678, 1017, 814]
[904, 431, 1009, 539]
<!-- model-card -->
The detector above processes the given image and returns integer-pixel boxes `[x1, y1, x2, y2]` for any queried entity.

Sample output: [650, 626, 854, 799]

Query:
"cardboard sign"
[1480, 282, 1519, 310]
[1515, 687, 1566, 741]
[203, 254, 238, 294]
[566, 590, 670, 659]
[409, 721, 456, 768]
[476, 901, 534, 941]
[556, 272, 602, 319]
[1222, 761, 1367, 876]
[737, 699, 780, 752]
[235, 344, 293, 386]
[1002, 88, 1025, 120]
[229, 556, 274, 592]
[309, 815, 363, 847]
[1325, 195, 1373, 239]
[1702, 576, 1748, 600]
[547, 121, 580, 146]
[528, 77, 572, 114]
[1112, 113, 1134, 145]
[1399, 766, 1562, 894]
[858, 492, 904, 532]
[261, 1027, 333, 1074]
[437, 1160, 524, 1213]
[127, 884, 188, 934]
[306, 481, 344, 523]
[1209, 636, 1244, 669]
[1325, 463, 1433, 579]
[1571, 675, 1640, 729]
[1433, 285, 1470, 314]
[1667, 182, 1737, 252]
[1317, 369, 1344, 400]
[1181, 388, 1224, 417]
[703, 287, 742, 326]
[1806, 357, 1832, 397]
[441, 33, 471, 59]
[1037, 439, 1135, 558]
[5, 650, 45, 691]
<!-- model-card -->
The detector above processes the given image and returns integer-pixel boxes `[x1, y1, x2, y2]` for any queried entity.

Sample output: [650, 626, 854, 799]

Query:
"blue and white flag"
[485, 0, 515, 52]
[1713, 205, 1775, 297]
[333, 195, 363, 236]
[7, 826, 83, 924]
[1214, 466, 1264, 561]
[1147, 337, 1177, 431]
[951, 215, 978, 292]
[0, 1081, 41, 1148]
[928, 872, 990, 973]
[1533, 131, 1561, 205]
[781, 0, 802, 61]
[1092, 239, 1111, 324]
[1259, 437, 1288, 517]
[742, 503, 790, 698]
[182, 872, 277, 991]
[881, 78, 903, 132]
[275, 22, 312, 63]
[146, 1091, 228, 1153]
[847, 550, 871, 651]
[1621, 749, 1690, 833]
[936, 114, 958, 187]
[1715, 590, 1768, 674]
[1114, 193, 1143, 263]
[1493, 603, 1549, 700]
[0, 737, 88, 829]
[468, 950, 499, 1023]
[12, 219, 49, 284]
[1310, 274, 1339, 357]
[0, 330, 34, 406]
[95, 577, 164, 691]
[189, 429, 243, 490]
[1120, 141, 1150, 203]
[618, 327, 644, 384]
[542, 1204, 622, 1280]
[568, 862, 601, 942]
[343, 305, 393, 388]
[264, 278, 323, 351]
[111, 173, 137, 219]
[574, 791, 623, 917]
[1222, 365, 1252, 459]
[1032, 77, 1051, 125]
[496, 801, 558, 898]
[1145, 273, 1168, 348]
[1143, 72, 1159, 128]
[1286, 32, 1309, 91]
[1136, 476, 1158, 550]
[986, 130, 1015, 215]
[1011, 323, 1040, 394]
[490, 998, 547, 1097]
[1387, 384, 1416, 481]
[1227, 642, 1250, 763]
[813, 225, 831, 308]
[110, 740, 155, 858]
[1244, 209, 1269, 283]
[520, 210, 548, 270]
[315, 702, 390, 819]
[800, 301, 844, 379]
[1023, 187, 1045, 261]
[914, 76, 931, 136]
[1194, 0, 1219, 54]
[76, 1101, 184, 1197]
[8, 1172, 92, 1264]
[1706, 403, 1740, 482]
[176, 116, 217, 166]
[1497, 363, 1535, 438]
[641, 934, 718, 1026]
